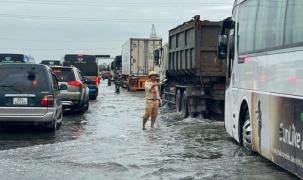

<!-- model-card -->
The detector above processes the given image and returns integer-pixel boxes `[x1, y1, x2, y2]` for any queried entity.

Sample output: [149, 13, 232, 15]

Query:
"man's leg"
[151, 116, 157, 128]
[143, 101, 153, 130]
[143, 116, 148, 130]
[151, 100, 159, 128]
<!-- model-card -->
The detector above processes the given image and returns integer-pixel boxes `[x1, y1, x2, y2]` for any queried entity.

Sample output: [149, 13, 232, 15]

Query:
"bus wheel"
[242, 110, 253, 154]
[176, 90, 182, 112]
[181, 91, 189, 118]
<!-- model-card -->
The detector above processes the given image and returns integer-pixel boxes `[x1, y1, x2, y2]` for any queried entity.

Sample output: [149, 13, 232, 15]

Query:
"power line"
[0, 13, 190, 22]
[2, 0, 233, 7]
[0, 37, 124, 43]
[0, 13, 224, 22]
[0, 47, 120, 51]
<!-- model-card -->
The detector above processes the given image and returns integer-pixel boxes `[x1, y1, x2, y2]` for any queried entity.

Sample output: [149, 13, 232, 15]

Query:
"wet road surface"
[0, 81, 299, 179]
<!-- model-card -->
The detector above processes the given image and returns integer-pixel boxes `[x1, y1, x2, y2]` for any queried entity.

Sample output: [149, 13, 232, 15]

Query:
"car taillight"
[68, 81, 82, 86]
[96, 76, 99, 86]
[41, 95, 54, 106]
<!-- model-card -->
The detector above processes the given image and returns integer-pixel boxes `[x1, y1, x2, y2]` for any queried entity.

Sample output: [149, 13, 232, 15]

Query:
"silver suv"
[0, 63, 67, 131]
[51, 66, 89, 113]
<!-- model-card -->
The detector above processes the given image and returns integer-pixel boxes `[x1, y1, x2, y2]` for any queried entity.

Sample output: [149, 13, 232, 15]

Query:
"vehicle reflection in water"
[0, 110, 87, 150]
[62, 110, 87, 140]
[0, 125, 57, 151]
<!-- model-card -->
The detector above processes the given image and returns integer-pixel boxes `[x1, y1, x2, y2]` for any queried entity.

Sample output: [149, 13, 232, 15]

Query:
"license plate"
[13, 98, 28, 105]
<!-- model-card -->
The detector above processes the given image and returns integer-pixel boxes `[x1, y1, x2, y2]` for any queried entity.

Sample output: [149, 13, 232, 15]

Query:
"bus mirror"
[217, 35, 227, 60]
[154, 49, 160, 65]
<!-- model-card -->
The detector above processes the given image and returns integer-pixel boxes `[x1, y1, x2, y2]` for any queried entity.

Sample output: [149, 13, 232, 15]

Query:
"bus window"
[285, 1, 303, 46]
[0, 54, 35, 64]
[255, 0, 286, 51]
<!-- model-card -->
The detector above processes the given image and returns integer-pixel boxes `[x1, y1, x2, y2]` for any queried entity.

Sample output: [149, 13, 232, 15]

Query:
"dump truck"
[154, 15, 226, 118]
[121, 38, 162, 91]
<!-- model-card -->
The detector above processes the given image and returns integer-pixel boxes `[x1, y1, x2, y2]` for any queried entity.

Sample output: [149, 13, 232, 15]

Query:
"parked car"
[50, 66, 89, 113]
[0, 63, 67, 131]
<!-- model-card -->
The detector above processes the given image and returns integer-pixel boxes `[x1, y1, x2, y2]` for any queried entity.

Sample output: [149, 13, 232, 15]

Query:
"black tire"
[77, 101, 86, 114]
[160, 93, 166, 106]
[181, 91, 189, 118]
[202, 111, 209, 119]
[242, 109, 254, 155]
[45, 119, 57, 132]
[176, 90, 182, 112]
[85, 99, 89, 110]
[115, 86, 120, 93]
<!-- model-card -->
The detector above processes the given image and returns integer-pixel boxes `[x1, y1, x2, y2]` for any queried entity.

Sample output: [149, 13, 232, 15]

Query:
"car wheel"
[45, 119, 57, 132]
[85, 99, 89, 110]
[181, 91, 189, 119]
[77, 102, 85, 114]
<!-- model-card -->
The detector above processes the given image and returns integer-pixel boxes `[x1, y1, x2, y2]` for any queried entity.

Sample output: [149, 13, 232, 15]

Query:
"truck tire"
[176, 90, 182, 112]
[181, 91, 189, 118]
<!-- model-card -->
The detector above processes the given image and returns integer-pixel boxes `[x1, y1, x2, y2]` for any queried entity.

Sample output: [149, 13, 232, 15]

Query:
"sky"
[1, 0, 234, 64]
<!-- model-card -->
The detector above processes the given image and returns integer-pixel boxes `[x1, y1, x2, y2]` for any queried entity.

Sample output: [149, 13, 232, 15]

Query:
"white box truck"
[121, 38, 162, 91]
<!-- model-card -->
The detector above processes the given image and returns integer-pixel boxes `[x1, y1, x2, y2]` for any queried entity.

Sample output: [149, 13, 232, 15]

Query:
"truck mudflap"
[212, 83, 225, 100]
[180, 85, 224, 115]
[127, 76, 149, 91]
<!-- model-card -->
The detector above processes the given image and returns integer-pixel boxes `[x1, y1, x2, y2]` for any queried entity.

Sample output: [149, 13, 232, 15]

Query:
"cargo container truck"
[155, 15, 226, 118]
[121, 38, 162, 91]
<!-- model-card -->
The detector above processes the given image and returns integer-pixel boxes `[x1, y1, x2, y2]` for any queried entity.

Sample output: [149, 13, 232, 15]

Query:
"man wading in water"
[142, 71, 160, 130]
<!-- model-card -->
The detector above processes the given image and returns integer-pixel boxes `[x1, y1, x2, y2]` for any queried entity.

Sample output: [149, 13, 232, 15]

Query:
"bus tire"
[242, 110, 254, 155]
[176, 90, 182, 112]
[181, 91, 189, 119]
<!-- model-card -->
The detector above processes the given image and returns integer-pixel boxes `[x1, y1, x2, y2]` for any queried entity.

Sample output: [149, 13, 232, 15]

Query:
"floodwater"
[0, 81, 299, 180]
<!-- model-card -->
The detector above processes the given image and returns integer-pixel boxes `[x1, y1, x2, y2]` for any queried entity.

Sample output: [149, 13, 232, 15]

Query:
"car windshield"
[0, 68, 48, 91]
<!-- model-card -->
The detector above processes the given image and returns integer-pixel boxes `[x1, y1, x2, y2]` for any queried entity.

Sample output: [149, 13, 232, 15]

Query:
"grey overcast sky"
[1, 0, 234, 64]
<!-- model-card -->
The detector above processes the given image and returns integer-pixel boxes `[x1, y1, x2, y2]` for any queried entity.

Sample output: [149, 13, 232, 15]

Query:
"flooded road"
[0, 81, 299, 179]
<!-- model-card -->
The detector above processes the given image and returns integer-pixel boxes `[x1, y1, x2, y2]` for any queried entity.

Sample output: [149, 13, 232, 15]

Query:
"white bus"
[0, 53, 35, 64]
[217, 0, 303, 178]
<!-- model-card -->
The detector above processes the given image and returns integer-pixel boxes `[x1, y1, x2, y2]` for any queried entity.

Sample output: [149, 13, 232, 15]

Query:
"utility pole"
[150, 24, 157, 39]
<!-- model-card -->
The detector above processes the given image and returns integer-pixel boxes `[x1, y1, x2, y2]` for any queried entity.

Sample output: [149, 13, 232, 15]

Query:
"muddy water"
[0, 81, 298, 179]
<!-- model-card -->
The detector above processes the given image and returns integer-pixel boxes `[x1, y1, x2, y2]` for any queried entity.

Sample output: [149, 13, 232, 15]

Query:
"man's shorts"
[144, 99, 159, 118]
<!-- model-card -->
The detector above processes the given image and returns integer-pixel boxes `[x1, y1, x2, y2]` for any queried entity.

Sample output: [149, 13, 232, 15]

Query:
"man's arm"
[145, 81, 152, 92]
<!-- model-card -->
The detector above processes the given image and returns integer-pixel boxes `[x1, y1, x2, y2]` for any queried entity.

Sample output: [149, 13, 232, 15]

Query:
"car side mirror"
[59, 84, 67, 90]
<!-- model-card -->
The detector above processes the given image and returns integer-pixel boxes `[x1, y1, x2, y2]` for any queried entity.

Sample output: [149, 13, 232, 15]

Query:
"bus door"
[224, 15, 237, 139]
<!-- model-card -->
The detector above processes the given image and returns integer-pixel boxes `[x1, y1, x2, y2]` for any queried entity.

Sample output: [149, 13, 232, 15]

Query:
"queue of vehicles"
[0, 53, 99, 131]
[2, 1, 303, 177]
